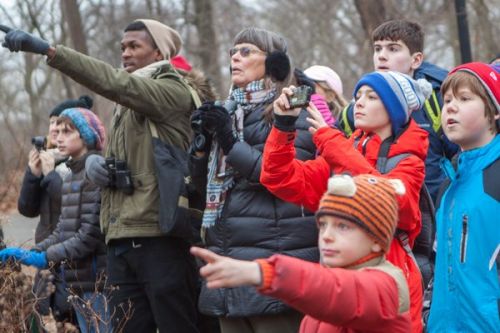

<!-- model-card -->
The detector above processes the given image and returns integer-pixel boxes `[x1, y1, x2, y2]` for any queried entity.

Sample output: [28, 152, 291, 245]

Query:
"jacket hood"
[179, 68, 218, 103]
[351, 119, 428, 162]
[414, 61, 448, 90]
[390, 119, 429, 161]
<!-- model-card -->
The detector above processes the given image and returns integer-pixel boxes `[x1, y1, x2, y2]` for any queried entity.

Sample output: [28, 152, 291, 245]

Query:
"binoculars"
[105, 157, 134, 195]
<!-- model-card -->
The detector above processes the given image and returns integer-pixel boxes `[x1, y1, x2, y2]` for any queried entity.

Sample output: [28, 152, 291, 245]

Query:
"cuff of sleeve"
[255, 259, 275, 291]
[269, 126, 297, 145]
[273, 114, 299, 132]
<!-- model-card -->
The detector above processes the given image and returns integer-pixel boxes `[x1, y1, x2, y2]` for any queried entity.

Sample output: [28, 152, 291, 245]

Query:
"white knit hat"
[304, 65, 344, 96]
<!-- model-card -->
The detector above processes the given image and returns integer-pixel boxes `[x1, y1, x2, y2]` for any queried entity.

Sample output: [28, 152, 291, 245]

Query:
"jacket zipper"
[460, 214, 468, 263]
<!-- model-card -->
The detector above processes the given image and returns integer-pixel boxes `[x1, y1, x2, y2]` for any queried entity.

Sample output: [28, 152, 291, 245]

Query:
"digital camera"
[288, 85, 313, 109]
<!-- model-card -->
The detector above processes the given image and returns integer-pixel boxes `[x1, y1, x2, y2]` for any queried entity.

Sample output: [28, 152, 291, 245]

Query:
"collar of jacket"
[66, 150, 99, 173]
[442, 134, 500, 180]
[348, 255, 385, 270]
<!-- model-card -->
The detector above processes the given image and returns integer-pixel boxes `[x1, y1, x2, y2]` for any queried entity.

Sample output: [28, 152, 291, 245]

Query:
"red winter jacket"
[259, 255, 411, 333]
[260, 121, 428, 333]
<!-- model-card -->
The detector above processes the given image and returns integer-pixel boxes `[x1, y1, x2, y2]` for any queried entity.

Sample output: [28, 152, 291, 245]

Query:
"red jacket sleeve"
[260, 127, 331, 212]
[313, 127, 425, 237]
[260, 255, 403, 330]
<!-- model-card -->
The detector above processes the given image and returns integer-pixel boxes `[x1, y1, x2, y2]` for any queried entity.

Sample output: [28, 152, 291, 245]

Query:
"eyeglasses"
[229, 46, 265, 57]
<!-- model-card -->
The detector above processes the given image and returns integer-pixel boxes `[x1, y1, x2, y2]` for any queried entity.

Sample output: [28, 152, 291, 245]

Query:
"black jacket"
[18, 166, 64, 244]
[34, 152, 107, 293]
[192, 105, 319, 317]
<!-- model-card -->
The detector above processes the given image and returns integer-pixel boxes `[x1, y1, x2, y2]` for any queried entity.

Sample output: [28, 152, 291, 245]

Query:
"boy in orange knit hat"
[191, 174, 411, 333]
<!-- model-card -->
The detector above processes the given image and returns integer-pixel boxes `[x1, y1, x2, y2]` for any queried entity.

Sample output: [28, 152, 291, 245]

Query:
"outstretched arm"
[190, 246, 262, 289]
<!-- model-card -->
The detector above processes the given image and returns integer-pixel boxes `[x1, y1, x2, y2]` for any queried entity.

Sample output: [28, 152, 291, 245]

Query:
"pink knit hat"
[304, 65, 343, 96]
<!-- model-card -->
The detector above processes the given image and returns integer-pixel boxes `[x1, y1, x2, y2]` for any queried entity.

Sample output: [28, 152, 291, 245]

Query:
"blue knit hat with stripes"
[59, 108, 106, 151]
[354, 71, 432, 135]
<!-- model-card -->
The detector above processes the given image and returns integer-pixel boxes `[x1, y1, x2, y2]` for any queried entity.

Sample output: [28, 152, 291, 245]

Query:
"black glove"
[294, 68, 316, 93]
[201, 105, 237, 155]
[274, 113, 299, 132]
[0, 25, 50, 55]
[190, 101, 214, 132]
[190, 102, 216, 153]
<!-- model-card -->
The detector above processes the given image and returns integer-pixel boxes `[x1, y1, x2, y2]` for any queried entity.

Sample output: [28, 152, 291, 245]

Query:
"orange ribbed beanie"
[316, 174, 405, 251]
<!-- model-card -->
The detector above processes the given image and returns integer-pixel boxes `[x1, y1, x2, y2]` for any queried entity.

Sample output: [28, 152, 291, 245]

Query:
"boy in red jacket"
[191, 174, 411, 332]
[260, 71, 432, 332]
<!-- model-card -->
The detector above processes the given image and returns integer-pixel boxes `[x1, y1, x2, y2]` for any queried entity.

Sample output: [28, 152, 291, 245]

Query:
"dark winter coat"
[192, 105, 319, 317]
[34, 152, 107, 293]
[18, 166, 64, 243]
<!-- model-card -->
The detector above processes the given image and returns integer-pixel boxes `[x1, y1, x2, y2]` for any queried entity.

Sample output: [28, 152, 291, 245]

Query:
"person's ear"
[410, 52, 423, 71]
[371, 242, 382, 253]
[154, 49, 163, 62]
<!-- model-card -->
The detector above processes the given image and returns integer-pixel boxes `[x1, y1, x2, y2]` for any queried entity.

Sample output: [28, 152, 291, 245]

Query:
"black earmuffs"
[265, 51, 290, 82]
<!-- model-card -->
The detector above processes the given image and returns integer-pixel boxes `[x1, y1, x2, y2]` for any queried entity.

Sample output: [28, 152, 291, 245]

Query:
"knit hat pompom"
[59, 108, 106, 151]
[353, 71, 432, 135]
[49, 95, 93, 118]
[317, 174, 405, 251]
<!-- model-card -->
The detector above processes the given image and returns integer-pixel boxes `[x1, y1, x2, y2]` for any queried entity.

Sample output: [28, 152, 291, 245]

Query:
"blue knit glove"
[0, 25, 50, 55]
[0, 247, 48, 269]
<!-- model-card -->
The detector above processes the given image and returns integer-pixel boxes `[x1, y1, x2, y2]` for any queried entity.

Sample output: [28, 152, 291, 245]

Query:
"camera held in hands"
[31, 136, 47, 152]
[105, 157, 134, 195]
[191, 100, 237, 153]
[288, 85, 313, 109]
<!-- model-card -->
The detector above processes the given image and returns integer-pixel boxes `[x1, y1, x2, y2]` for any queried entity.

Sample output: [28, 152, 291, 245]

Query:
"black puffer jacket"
[34, 152, 107, 293]
[193, 105, 319, 317]
[18, 164, 64, 244]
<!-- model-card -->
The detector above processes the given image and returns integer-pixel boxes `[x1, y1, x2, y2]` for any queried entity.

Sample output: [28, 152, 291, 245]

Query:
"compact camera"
[31, 136, 47, 152]
[105, 157, 134, 195]
[288, 85, 313, 109]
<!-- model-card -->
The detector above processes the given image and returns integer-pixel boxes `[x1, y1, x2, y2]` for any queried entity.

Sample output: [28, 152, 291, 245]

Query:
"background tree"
[0, 0, 499, 212]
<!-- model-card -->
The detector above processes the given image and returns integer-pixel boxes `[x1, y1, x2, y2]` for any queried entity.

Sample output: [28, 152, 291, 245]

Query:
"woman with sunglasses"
[190, 27, 318, 333]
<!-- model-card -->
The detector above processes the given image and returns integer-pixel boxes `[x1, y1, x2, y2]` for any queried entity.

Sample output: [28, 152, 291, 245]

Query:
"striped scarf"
[202, 79, 276, 229]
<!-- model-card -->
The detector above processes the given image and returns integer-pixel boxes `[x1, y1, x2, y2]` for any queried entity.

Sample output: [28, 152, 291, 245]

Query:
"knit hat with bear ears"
[316, 174, 405, 252]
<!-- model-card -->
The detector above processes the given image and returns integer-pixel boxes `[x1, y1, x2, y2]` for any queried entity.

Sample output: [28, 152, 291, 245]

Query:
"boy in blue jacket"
[428, 62, 500, 332]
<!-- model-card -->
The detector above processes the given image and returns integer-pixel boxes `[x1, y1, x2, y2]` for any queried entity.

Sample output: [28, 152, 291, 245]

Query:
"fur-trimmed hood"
[178, 68, 218, 103]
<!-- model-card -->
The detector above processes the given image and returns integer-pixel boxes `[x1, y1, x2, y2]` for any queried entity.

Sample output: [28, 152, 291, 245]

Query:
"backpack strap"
[423, 90, 442, 134]
[378, 151, 436, 285]
[338, 103, 354, 137]
[156, 65, 203, 109]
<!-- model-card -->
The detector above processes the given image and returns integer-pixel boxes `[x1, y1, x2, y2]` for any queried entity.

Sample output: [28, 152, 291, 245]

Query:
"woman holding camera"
[17, 95, 93, 323]
[190, 27, 318, 333]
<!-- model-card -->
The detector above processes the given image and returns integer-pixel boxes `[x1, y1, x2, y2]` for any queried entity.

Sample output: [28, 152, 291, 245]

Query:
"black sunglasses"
[229, 46, 265, 57]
